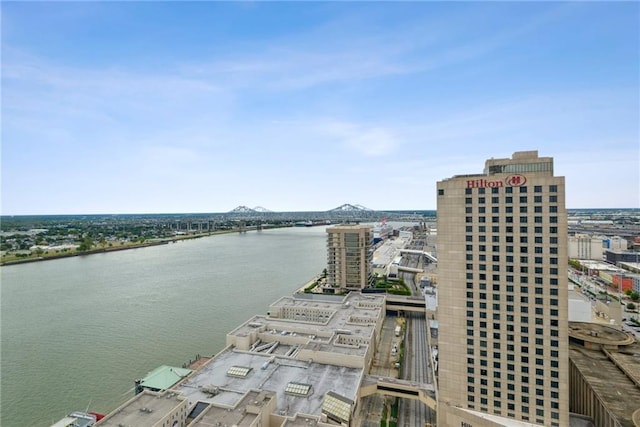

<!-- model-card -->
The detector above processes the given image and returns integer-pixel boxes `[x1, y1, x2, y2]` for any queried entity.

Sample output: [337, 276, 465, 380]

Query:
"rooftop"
[568, 321, 635, 347]
[570, 342, 640, 427]
[139, 365, 193, 391]
[173, 349, 363, 420]
[96, 390, 186, 427]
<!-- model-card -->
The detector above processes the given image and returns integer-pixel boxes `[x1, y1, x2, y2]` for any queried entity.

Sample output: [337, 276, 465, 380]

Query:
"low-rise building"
[568, 322, 640, 427]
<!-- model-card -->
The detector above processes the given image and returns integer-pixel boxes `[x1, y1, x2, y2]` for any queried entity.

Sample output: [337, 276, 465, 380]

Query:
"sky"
[1, 1, 638, 215]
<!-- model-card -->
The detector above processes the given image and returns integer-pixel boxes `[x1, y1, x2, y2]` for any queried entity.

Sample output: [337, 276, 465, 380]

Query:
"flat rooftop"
[97, 390, 186, 427]
[173, 348, 363, 420]
[189, 389, 273, 426]
[228, 293, 385, 357]
[568, 321, 635, 347]
[570, 342, 640, 427]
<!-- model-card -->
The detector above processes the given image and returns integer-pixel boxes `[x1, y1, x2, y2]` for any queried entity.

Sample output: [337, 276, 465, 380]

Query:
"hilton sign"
[466, 174, 527, 188]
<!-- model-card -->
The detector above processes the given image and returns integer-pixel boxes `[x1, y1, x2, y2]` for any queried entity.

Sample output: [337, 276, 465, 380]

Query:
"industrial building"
[436, 151, 569, 426]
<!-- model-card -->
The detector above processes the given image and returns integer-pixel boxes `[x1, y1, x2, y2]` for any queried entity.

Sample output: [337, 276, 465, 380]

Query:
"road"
[396, 232, 436, 426]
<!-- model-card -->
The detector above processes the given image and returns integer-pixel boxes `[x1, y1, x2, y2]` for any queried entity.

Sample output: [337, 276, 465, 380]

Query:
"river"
[0, 226, 328, 426]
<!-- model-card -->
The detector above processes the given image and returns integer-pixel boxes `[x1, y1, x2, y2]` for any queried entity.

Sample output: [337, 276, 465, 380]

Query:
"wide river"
[1, 226, 329, 426]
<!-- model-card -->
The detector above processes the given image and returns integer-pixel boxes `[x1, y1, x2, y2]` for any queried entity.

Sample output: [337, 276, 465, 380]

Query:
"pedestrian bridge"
[360, 375, 437, 409]
[399, 249, 437, 263]
[385, 295, 427, 314]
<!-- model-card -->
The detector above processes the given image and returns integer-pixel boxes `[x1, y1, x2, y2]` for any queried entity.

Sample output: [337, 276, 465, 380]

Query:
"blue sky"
[2, 1, 638, 214]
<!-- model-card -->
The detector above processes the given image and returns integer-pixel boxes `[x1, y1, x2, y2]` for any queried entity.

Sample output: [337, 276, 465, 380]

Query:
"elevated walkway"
[399, 249, 437, 263]
[360, 375, 436, 409]
[385, 295, 426, 314]
[397, 265, 423, 273]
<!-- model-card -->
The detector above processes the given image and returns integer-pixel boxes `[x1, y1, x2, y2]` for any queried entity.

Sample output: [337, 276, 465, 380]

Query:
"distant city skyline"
[2, 2, 638, 215]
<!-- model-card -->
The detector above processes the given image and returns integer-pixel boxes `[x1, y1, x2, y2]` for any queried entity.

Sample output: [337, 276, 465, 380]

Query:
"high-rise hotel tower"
[436, 151, 568, 426]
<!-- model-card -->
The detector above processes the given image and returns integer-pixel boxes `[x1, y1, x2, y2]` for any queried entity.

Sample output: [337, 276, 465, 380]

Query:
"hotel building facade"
[436, 151, 569, 426]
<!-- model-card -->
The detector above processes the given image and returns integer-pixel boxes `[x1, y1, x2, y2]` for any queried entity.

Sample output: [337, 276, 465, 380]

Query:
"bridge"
[385, 295, 427, 314]
[360, 375, 437, 410]
[399, 249, 437, 263]
[397, 265, 423, 273]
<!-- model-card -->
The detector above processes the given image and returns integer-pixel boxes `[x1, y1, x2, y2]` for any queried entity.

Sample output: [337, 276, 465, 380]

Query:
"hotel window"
[466, 198, 472, 204]
[506, 197, 513, 203]
[479, 188, 486, 194]
[519, 196, 527, 203]
[479, 197, 486, 204]
[466, 188, 473, 194]
[534, 185, 542, 193]
[506, 187, 513, 193]
[550, 216, 558, 223]
[549, 195, 557, 202]
[549, 185, 557, 192]
[534, 196, 542, 203]
[534, 206, 542, 213]
[549, 205, 557, 213]
[438, 189, 444, 195]
[534, 216, 543, 223]
[492, 187, 499, 194]
[492, 196, 499, 203]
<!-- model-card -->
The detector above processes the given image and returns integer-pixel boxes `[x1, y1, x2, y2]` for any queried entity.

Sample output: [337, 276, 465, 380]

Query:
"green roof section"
[140, 365, 192, 391]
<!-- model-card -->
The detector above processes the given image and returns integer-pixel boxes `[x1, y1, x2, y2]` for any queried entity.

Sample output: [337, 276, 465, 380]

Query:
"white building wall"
[568, 235, 603, 260]
[568, 300, 592, 322]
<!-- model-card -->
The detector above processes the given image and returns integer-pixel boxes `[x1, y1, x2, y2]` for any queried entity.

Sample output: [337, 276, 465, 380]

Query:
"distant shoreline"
[0, 228, 261, 267]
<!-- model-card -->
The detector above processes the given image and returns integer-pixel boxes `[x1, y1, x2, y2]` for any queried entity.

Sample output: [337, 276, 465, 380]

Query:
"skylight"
[226, 366, 252, 378]
[284, 382, 312, 397]
[322, 391, 352, 423]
